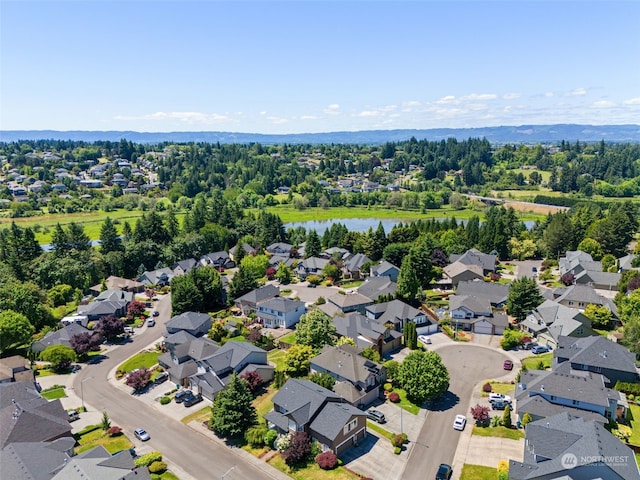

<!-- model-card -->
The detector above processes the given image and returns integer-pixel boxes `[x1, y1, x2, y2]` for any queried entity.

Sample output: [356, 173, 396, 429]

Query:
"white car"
[453, 414, 467, 431]
[488, 393, 512, 404]
[418, 335, 432, 345]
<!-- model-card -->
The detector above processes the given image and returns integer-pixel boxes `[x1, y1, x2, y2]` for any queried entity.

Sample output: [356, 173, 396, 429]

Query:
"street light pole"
[221, 465, 235, 480]
[81, 377, 92, 410]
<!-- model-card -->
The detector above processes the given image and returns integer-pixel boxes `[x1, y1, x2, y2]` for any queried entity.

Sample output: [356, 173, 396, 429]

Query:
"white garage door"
[473, 322, 494, 335]
[417, 324, 439, 335]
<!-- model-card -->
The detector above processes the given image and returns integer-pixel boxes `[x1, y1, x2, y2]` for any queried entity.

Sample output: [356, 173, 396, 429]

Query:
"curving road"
[72, 294, 279, 480]
[401, 344, 510, 480]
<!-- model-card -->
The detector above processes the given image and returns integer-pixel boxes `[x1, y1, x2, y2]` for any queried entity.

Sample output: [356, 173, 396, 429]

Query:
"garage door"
[473, 322, 494, 335]
[417, 324, 439, 335]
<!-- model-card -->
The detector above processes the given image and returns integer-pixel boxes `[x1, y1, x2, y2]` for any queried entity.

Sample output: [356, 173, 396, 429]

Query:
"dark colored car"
[174, 390, 192, 403]
[532, 345, 550, 354]
[183, 393, 203, 407]
[152, 310, 160, 317]
[492, 401, 509, 410]
[366, 409, 386, 423]
[503, 360, 514, 370]
[436, 463, 453, 480]
[154, 372, 169, 384]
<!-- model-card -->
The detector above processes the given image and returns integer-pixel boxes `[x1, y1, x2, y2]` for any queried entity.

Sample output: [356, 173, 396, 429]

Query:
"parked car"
[520, 342, 534, 350]
[68, 410, 79, 422]
[488, 393, 511, 403]
[134, 428, 150, 441]
[492, 401, 510, 410]
[503, 360, 514, 370]
[174, 390, 192, 403]
[154, 372, 169, 384]
[183, 393, 203, 407]
[436, 463, 453, 480]
[146, 318, 156, 327]
[152, 310, 160, 317]
[366, 409, 386, 423]
[453, 414, 466, 431]
[418, 335, 432, 345]
[124, 326, 134, 334]
[532, 345, 550, 354]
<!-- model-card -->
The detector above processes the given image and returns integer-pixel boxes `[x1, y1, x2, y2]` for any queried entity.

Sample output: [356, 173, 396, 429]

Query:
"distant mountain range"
[1, 124, 639, 144]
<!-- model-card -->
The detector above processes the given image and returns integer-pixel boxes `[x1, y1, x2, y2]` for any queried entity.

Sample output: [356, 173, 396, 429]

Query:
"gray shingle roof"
[235, 284, 280, 304]
[309, 401, 364, 441]
[450, 248, 496, 272]
[357, 276, 397, 301]
[0, 439, 73, 480]
[311, 345, 383, 385]
[516, 394, 608, 424]
[166, 311, 212, 332]
[270, 379, 341, 426]
[257, 296, 305, 314]
[555, 335, 638, 375]
[456, 280, 509, 305]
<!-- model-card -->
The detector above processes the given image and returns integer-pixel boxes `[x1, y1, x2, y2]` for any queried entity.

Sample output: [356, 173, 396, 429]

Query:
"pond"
[285, 218, 535, 233]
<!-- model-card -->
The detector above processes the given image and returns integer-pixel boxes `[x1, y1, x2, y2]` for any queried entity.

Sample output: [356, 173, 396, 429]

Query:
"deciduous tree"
[40, 345, 76, 372]
[0, 310, 34, 353]
[295, 310, 336, 350]
[283, 344, 314, 377]
[397, 351, 449, 404]
[125, 368, 152, 391]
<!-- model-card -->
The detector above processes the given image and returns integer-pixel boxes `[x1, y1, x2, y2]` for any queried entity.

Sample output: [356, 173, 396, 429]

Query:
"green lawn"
[268, 453, 362, 480]
[481, 382, 515, 397]
[386, 387, 421, 415]
[151, 472, 180, 480]
[254, 387, 277, 418]
[268, 349, 288, 370]
[460, 464, 498, 480]
[75, 426, 134, 454]
[181, 406, 211, 425]
[521, 352, 553, 370]
[628, 404, 640, 445]
[118, 351, 161, 373]
[366, 421, 392, 439]
[472, 426, 525, 440]
[278, 332, 297, 345]
[41, 387, 67, 400]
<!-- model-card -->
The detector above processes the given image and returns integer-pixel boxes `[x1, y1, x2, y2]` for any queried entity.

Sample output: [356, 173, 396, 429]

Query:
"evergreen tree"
[100, 217, 122, 253]
[211, 372, 257, 439]
[507, 277, 544, 322]
[403, 321, 418, 349]
[397, 256, 420, 302]
[228, 265, 258, 302]
[305, 230, 322, 258]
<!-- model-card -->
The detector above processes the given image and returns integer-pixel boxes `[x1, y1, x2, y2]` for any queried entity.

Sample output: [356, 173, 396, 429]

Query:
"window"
[578, 302, 585, 307]
[576, 327, 583, 335]
[568, 301, 574, 306]
[572, 399, 579, 405]
[343, 418, 357, 435]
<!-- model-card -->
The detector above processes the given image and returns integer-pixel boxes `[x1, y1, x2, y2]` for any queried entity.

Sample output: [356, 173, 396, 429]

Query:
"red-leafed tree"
[560, 273, 575, 286]
[265, 267, 276, 280]
[316, 451, 338, 470]
[127, 301, 146, 318]
[239, 370, 263, 395]
[470, 404, 490, 426]
[95, 315, 125, 340]
[282, 431, 311, 466]
[70, 332, 102, 356]
[125, 368, 152, 392]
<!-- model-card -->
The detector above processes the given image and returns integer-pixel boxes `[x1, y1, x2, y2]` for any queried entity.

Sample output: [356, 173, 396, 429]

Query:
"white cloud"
[323, 104, 341, 115]
[354, 110, 382, 117]
[259, 111, 267, 115]
[460, 93, 497, 101]
[623, 97, 640, 105]
[435, 95, 457, 104]
[402, 100, 421, 107]
[568, 87, 587, 96]
[503, 93, 521, 100]
[300, 115, 318, 120]
[266, 116, 289, 125]
[592, 100, 616, 108]
[545, 92, 554, 98]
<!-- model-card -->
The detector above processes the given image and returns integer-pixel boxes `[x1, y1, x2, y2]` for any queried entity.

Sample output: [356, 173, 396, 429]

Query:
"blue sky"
[2, 1, 639, 134]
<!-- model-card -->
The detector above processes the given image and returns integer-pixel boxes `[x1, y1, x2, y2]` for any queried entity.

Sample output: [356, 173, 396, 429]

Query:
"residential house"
[165, 312, 212, 337]
[0, 356, 34, 384]
[455, 280, 509, 307]
[509, 413, 640, 480]
[369, 260, 400, 283]
[574, 269, 621, 290]
[172, 258, 198, 276]
[189, 341, 274, 401]
[448, 295, 508, 335]
[94, 289, 134, 303]
[0, 438, 76, 480]
[159, 335, 218, 386]
[266, 242, 293, 256]
[442, 261, 484, 288]
[296, 257, 330, 280]
[0, 382, 72, 448]
[520, 300, 594, 349]
[322, 247, 351, 261]
[357, 276, 397, 302]
[229, 243, 258, 262]
[51, 445, 152, 480]
[76, 299, 128, 321]
[310, 344, 386, 408]
[234, 284, 280, 316]
[137, 267, 175, 287]
[342, 253, 371, 280]
[31, 323, 91, 352]
[618, 253, 637, 273]
[333, 312, 403, 356]
[268, 254, 295, 269]
[553, 335, 639, 386]
[365, 299, 437, 334]
[450, 248, 497, 274]
[199, 251, 235, 270]
[89, 276, 144, 295]
[515, 362, 627, 423]
[559, 250, 602, 276]
[322, 292, 373, 316]
[265, 378, 367, 455]
[256, 297, 306, 329]
[552, 284, 618, 318]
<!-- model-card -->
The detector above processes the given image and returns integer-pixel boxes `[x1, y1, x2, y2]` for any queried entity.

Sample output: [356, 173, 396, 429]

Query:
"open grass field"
[460, 464, 499, 480]
[118, 351, 161, 373]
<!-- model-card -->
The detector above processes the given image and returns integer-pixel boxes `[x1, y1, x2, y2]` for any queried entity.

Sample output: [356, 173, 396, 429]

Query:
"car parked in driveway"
[488, 393, 511, 403]
[154, 372, 169, 384]
[532, 345, 550, 354]
[183, 393, 203, 407]
[492, 401, 510, 410]
[453, 414, 466, 431]
[134, 428, 150, 441]
[366, 409, 386, 423]
[418, 335, 432, 345]
[174, 390, 192, 403]
[436, 463, 453, 480]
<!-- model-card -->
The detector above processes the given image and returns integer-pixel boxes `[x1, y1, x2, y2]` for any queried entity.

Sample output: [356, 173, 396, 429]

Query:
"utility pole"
[81, 377, 92, 410]
[221, 465, 235, 480]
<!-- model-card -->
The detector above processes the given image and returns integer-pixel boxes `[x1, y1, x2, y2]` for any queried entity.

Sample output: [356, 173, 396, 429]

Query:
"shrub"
[394, 446, 402, 454]
[134, 451, 162, 468]
[282, 431, 311, 466]
[470, 404, 490, 426]
[275, 433, 291, 452]
[391, 434, 405, 448]
[245, 424, 269, 448]
[490, 416, 501, 427]
[316, 450, 338, 470]
[384, 382, 393, 391]
[106, 426, 122, 436]
[615, 381, 640, 396]
[388, 392, 400, 403]
[521, 413, 533, 427]
[159, 396, 171, 405]
[264, 429, 278, 448]
[148, 461, 167, 474]
[482, 382, 492, 393]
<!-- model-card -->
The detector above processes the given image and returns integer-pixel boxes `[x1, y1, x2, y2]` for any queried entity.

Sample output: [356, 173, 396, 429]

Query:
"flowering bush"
[388, 392, 400, 403]
[482, 382, 492, 393]
[275, 433, 291, 452]
[316, 451, 338, 470]
[107, 426, 122, 436]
